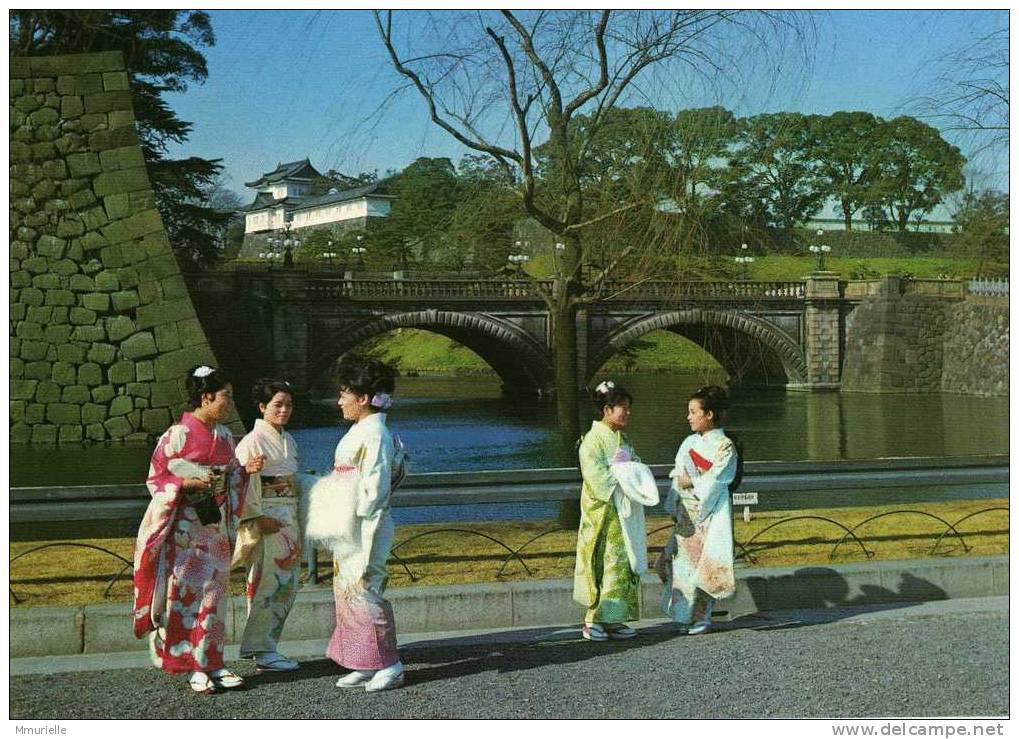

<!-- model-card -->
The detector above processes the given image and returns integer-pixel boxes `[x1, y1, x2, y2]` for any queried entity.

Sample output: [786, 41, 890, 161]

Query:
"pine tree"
[10, 10, 230, 266]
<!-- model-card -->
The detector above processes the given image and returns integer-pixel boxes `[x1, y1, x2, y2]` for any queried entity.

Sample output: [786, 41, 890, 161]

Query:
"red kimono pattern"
[132, 412, 250, 675]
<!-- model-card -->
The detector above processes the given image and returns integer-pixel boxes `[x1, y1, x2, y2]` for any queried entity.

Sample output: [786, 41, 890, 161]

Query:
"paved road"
[10, 598, 1007, 719]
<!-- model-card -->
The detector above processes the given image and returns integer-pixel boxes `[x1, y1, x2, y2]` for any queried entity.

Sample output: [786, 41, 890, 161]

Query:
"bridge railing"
[598, 280, 805, 299]
[305, 279, 544, 300]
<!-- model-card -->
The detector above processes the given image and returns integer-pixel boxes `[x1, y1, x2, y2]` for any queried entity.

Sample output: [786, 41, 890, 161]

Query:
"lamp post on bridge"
[351, 233, 367, 270]
[809, 229, 832, 272]
[734, 242, 755, 281]
[508, 253, 530, 275]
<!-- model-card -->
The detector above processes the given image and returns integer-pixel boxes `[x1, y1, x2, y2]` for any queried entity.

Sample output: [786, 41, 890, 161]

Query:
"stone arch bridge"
[189, 268, 858, 398]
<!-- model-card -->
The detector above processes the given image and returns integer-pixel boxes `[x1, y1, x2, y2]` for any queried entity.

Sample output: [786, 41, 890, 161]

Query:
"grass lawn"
[9, 498, 1006, 608]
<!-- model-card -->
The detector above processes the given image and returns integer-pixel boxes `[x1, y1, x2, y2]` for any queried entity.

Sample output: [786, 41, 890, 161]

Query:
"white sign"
[732, 492, 758, 506]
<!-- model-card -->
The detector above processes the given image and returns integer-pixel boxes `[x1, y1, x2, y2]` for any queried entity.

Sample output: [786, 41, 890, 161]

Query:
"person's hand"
[676, 471, 693, 490]
[244, 454, 266, 475]
[183, 474, 212, 493]
[256, 516, 283, 534]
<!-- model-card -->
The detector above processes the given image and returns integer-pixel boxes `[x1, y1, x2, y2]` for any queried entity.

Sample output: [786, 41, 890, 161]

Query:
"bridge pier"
[793, 272, 843, 391]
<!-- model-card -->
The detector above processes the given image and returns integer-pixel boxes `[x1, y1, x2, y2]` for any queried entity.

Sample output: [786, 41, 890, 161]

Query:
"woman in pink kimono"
[656, 385, 741, 635]
[132, 366, 265, 694]
[323, 355, 406, 692]
[233, 378, 303, 673]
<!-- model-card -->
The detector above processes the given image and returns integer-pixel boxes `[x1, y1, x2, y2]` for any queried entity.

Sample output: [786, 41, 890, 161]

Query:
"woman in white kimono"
[656, 385, 741, 635]
[233, 378, 303, 673]
[325, 355, 405, 692]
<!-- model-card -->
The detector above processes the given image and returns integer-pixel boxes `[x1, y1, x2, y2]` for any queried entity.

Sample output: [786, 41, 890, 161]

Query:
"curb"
[9, 555, 1008, 659]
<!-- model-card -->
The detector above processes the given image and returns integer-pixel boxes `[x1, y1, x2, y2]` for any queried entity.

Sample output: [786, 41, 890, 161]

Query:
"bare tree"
[911, 27, 1008, 161]
[375, 9, 804, 441]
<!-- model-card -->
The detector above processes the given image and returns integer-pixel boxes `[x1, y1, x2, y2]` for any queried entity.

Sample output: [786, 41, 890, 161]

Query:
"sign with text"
[732, 492, 758, 506]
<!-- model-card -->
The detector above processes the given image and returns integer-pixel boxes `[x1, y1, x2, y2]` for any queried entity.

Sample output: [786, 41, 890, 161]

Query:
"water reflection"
[9, 373, 1008, 485]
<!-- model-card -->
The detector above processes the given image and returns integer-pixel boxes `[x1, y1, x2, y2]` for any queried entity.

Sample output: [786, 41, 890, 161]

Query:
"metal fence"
[9, 456, 1008, 599]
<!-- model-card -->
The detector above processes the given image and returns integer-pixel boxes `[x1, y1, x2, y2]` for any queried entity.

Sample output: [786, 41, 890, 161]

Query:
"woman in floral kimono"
[573, 380, 641, 642]
[656, 385, 740, 635]
[323, 355, 405, 692]
[133, 366, 265, 694]
[233, 378, 303, 673]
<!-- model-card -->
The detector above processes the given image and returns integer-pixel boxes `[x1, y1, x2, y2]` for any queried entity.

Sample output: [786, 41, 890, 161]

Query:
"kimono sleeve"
[147, 424, 189, 499]
[233, 433, 263, 522]
[664, 435, 694, 516]
[579, 433, 616, 503]
[690, 436, 737, 522]
[355, 433, 392, 520]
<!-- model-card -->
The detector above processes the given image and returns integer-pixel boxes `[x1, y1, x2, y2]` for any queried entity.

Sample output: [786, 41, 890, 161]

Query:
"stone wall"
[841, 279, 1007, 397]
[941, 298, 1009, 397]
[9, 51, 234, 444]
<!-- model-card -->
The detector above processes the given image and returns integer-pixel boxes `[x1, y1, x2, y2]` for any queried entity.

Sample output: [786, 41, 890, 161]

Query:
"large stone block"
[69, 307, 98, 325]
[66, 151, 101, 177]
[149, 379, 183, 409]
[78, 363, 103, 386]
[109, 395, 134, 417]
[120, 331, 157, 360]
[82, 293, 110, 312]
[55, 344, 87, 365]
[104, 315, 135, 342]
[142, 408, 172, 433]
[99, 145, 145, 172]
[36, 234, 67, 259]
[103, 193, 130, 221]
[85, 423, 106, 441]
[61, 385, 90, 404]
[24, 361, 52, 380]
[87, 343, 117, 366]
[154, 347, 215, 382]
[44, 325, 73, 345]
[25, 404, 46, 424]
[83, 89, 133, 114]
[46, 403, 81, 425]
[100, 244, 124, 269]
[154, 324, 181, 352]
[93, 166, 149, 196]
[69, 274, 96, 292]
[104, 415, 134, 439]
[127, 381, 150, 398]
[95, 270, 120, 292]
[108, 361, 136, 385]
[10, 380, 38, 400]
[15, 321, 44, 340]
[91, 385, 115, 403]
[111, 289, 140, 313]
[35, 381, 61, 404]
[45, 289, 76, 307]
[135, 361, 154, 382]
[71, 325, 106, 342]
[60, 95, 84, 119]
[136, 298, 196, 330]
[59, 425, 84, 443]
[20, 340, 49, 362]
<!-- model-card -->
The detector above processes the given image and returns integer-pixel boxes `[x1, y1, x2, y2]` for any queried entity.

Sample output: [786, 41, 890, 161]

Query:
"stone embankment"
[9, 52, 228, 444]
[842, 280, 1007, 397]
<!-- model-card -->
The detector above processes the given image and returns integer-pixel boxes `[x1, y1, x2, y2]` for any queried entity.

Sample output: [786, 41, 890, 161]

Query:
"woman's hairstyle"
[185, 365, 229, 410]
[689, 384, 730, 422]
[690, 384, 744, 491]
[335, 354, 396, 410]
[589, 379, 632, 416]
[251, 377, 294, 408]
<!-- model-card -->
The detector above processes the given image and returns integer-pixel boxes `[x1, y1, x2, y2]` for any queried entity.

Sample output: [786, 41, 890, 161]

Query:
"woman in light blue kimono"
[657, 385, 741, 635]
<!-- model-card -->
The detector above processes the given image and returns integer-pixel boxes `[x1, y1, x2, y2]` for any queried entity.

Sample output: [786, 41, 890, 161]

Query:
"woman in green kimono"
[573, 380, 641, 641]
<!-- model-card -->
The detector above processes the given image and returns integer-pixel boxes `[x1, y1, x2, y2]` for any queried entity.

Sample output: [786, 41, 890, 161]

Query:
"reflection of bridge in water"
[188, 269, 962, 396]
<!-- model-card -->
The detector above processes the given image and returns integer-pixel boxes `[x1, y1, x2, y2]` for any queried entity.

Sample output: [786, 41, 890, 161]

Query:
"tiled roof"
[288, 182, 394, 213]
[241, 193, 306, 212]
[244, 158, 321, 188]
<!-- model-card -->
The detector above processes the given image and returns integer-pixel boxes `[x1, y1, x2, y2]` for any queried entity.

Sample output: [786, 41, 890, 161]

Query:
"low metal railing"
[9, 456, 1008, 602]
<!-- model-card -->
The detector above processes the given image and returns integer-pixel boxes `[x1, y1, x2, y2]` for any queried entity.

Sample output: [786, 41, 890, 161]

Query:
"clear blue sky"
[165, 9, 1008, 204]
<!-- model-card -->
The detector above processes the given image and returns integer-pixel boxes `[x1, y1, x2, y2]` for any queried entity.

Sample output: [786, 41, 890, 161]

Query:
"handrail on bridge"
[10, 455, 1009, 527]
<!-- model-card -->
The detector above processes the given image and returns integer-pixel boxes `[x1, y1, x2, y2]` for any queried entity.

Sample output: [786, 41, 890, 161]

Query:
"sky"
[164, 9, 1009, 208]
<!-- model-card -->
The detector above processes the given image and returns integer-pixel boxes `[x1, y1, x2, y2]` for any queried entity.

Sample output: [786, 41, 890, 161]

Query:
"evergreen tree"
[10, 10, 229, 266]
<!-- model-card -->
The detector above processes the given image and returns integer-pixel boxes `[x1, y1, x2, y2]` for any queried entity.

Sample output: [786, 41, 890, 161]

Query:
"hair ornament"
[370, 392, 393, 410]
[192, 366, 215, 378]
[595, 380, 615, 395]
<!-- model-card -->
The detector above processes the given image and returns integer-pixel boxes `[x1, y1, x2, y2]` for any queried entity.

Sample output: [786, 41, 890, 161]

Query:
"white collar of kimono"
[699, 427, 725, 439]
[358, 411, 387, 427]
[253, 418, 284, 436]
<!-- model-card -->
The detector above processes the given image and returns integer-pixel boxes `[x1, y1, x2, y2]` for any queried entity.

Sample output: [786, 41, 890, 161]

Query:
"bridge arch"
[589, 309, 807, 386]
[310, 310, 555, 394]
